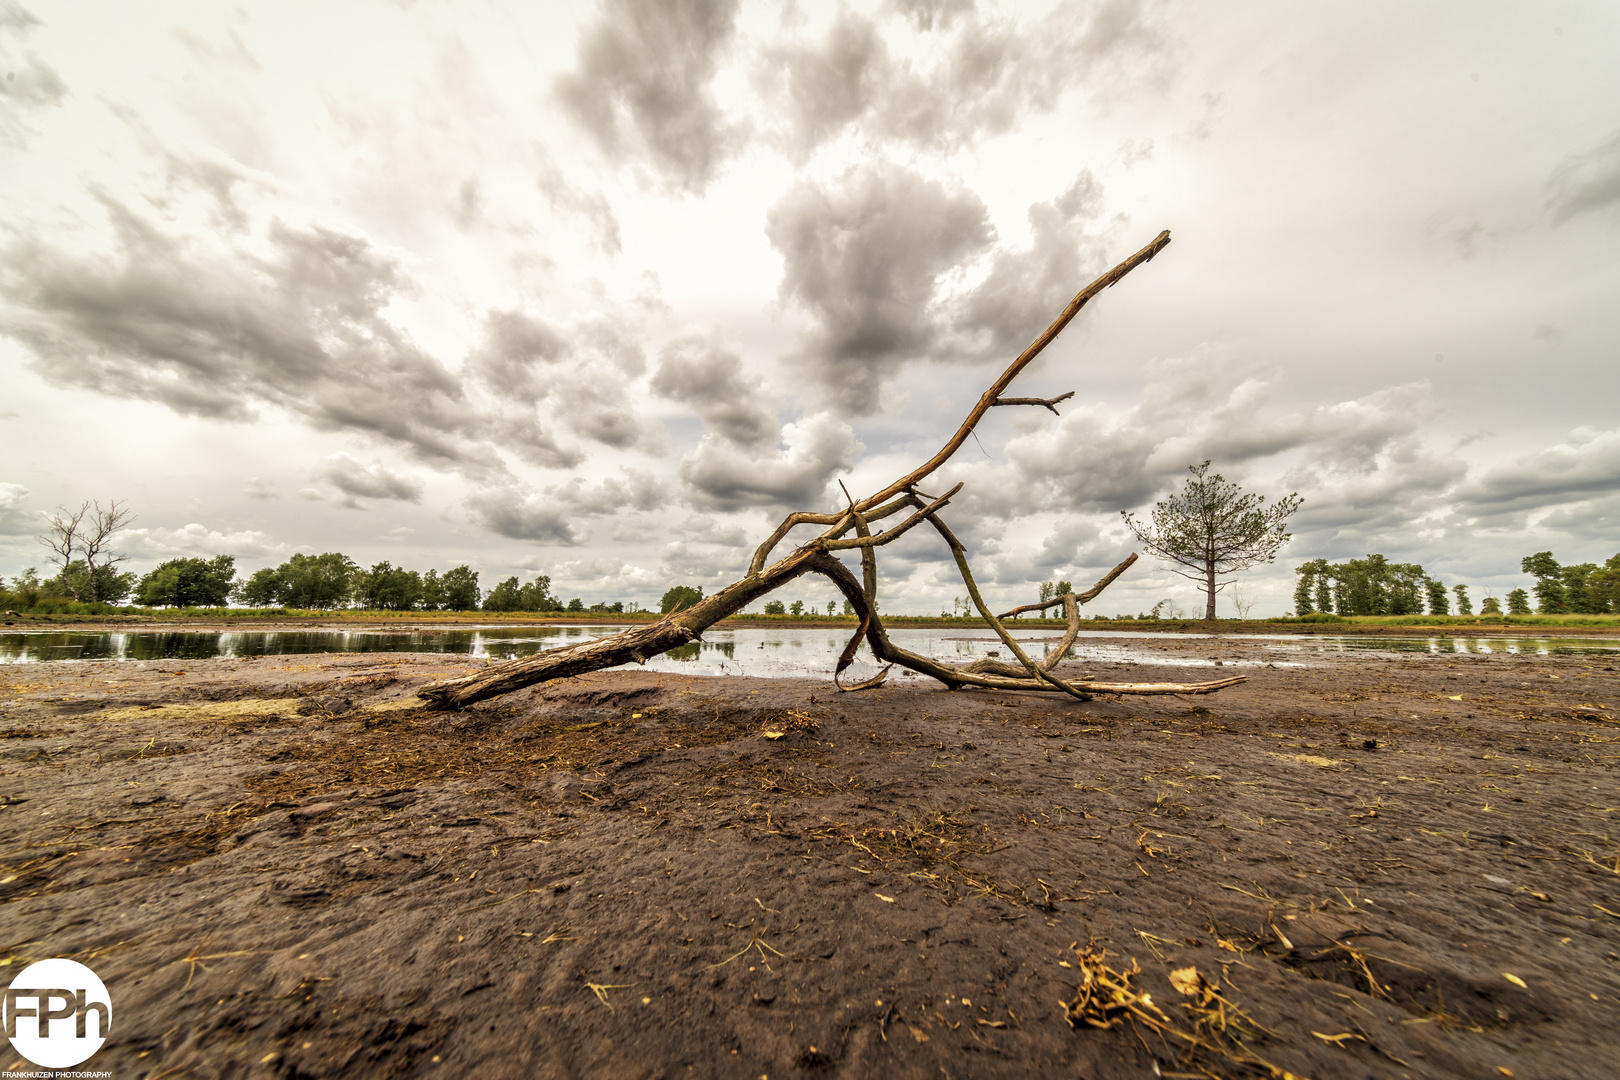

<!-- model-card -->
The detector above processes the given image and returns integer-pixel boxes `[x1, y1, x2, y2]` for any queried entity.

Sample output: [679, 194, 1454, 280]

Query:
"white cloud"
[123, 524, 288, 560]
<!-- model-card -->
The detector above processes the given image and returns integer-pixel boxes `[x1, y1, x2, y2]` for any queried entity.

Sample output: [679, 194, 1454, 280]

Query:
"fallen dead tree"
[419, 230, 1246, 709]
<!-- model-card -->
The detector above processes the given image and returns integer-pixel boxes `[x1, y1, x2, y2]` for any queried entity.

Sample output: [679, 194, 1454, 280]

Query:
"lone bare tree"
[1120, 462, 1301, 621]
[419, 231, 1248, 709]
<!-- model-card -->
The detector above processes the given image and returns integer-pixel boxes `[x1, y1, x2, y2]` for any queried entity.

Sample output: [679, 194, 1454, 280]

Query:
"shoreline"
[6, 611, 1620, 636]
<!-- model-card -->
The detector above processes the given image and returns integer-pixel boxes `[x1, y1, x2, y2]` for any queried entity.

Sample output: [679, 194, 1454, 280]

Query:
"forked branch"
[416, 229, 1247, 710]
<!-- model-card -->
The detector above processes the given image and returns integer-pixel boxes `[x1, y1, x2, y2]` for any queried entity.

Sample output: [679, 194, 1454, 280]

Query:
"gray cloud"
[953, 172, 1108, 357]
[0, 2, 66, 144]
[464, 487, 580, 545]
[960, 356, 1467, 556]
[242, 477, 277, 501]
[1548, 130, 1620, 221]
[547, 469, 667, 516]
[767, 162, 992, 412]
[556, 0, 741, 192]
[312, 453, 425, 508]
[673, 514, 748, 547]
[470, 308, 657, 455]
[0, 199, 500, 473]
[463, 468, 667, 546]
[538, 163, 623, 256]
[651, 334, 775, 446]
[765, 1, 1161, 158]
[471, 309, 571, 401]
[891, 0, 974, 31]
[0, 480, 31, 535]
[678, 411, 857, 511]
[1453, 427, 1620, 519]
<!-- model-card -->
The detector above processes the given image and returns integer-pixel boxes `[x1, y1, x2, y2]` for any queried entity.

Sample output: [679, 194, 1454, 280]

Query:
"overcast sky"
[2, 0, 1617, 616]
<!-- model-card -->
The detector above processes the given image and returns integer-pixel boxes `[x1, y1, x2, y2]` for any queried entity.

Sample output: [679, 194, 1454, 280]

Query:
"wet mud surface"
[1, 638, 1617, 1078]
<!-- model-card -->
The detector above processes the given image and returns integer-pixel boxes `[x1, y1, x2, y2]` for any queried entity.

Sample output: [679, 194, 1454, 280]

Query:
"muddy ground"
[1, 637, 1617, 1079]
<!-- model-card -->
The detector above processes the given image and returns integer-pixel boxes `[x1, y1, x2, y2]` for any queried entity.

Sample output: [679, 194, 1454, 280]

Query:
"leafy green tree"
[1121, 462, 1302, 620]
[47, 560, 137, 605]
[1424, 578, 1450, 616]
[419, 569, 445, 610]
[842, 599, 855, 616]
[789, 600, 804, 616]
[660, 585, 702, 614]
[1478, 593, 1502, 616]
[1319, 555, 1426, 616]
[241, 552, 359, 608]
[763, 600, 786, 615]
[519, 575, 562, 611]
[5, 568, 43, 608]
[566, 597, 584, 611]
[1451, 584, 1472, 615]
[1590, 554, 1620, 614]
[236, 567, 283, 606]
[136, 556, 237, 607]
[1293, 558, 1331, 615]
[1506, 588, 1532, 615]
[358, 561, 423, 610]
[1520, 552, 1566, 613]
[483, 577, 521, 611]
[1561, 561, 1604, 613]
[439, 566, 481, 610]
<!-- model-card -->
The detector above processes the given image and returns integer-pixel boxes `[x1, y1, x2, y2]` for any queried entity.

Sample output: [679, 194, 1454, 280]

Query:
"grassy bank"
[6, 607, 1619, 633]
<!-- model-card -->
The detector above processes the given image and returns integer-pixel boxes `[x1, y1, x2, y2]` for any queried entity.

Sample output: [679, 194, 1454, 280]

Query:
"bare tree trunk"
[39, 503, 86, 596]
[418, 230, 1249, 710]
[82, 500, 134, 601]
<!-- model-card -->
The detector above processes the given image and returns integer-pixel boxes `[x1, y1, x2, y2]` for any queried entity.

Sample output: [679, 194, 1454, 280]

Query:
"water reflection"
[0, 625, 1614, 676]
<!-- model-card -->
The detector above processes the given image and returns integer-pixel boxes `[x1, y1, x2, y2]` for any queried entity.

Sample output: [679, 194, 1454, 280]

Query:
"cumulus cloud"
[1548, 130, 1620, 221]
[767, 162, 992, 412]
[673, 514, 749, 547]
[678, 411, 858, 510]
[650, 334, 775, 446]
[0, 200, 497, 473]
[764, 1, 1161, 158]
[469, 307, 658, 456]
[464, 487, 581, 545]
[556, 0, 742, 192]
[953, 173, 1109, 357]
[0, 481, 31, 534]
[311, 453, 425, 508]
[122, 523, 288, 560]
[547, 469, 667, 515]
[463, 468, 667, 545]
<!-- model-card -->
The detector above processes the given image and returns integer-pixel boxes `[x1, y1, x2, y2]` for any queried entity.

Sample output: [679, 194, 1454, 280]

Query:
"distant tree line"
[1293, 551, 1620, 617]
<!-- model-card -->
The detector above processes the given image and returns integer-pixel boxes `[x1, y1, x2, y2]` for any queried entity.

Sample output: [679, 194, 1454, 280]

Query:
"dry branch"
[992, 392, 1074, 415]
[417, 229, 1247, 710]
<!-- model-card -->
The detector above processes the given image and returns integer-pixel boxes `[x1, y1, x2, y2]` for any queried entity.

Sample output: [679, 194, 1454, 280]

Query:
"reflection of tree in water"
[665, 640, 736, 662]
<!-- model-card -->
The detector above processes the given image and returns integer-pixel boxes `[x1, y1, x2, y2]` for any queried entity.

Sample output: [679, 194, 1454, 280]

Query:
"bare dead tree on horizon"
[418, 230, 1247, 710]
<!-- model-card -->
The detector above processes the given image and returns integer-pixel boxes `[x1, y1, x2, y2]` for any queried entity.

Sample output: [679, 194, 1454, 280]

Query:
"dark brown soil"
[1, 639, 1617, 1078]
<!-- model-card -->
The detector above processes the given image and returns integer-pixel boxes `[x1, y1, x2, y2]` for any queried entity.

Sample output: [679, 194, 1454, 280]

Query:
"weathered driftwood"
[418, 229, 1247, 709]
